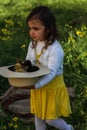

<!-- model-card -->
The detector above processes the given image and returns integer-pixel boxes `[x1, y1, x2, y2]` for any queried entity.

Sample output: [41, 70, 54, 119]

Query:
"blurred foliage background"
[0, 0, 87, 130]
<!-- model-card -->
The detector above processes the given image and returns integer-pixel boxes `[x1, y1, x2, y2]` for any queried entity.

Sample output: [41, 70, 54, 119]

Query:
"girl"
[26, 5, 74, 130]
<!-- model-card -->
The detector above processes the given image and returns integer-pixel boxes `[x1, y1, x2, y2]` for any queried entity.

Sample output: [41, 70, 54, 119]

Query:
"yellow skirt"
[30, 75, 71, 120]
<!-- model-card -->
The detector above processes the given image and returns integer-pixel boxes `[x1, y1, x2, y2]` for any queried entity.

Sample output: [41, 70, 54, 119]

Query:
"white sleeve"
[35, 45, 64, 89]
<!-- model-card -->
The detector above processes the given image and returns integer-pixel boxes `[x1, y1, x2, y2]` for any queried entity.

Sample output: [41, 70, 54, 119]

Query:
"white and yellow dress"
[26, 40, 71, 120]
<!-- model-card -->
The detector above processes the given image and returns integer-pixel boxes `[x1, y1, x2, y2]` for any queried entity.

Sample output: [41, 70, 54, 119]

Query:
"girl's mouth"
[31, 36, 37, 39]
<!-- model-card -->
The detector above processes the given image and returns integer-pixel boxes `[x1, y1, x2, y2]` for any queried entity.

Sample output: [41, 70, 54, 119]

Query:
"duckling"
[14, 60, 25, 72]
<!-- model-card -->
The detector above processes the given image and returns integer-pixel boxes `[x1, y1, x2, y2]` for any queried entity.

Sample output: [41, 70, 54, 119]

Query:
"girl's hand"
[29, 85, 35, 89]
[18, 86, 35, 89]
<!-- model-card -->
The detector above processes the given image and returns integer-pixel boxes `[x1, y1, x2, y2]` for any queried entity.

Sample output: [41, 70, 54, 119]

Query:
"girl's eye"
[29, 27, 39, 31]
[33, 27, 39, 30]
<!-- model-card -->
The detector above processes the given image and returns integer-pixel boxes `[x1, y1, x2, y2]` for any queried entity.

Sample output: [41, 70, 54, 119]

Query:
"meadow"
[0, 0, 87, 130]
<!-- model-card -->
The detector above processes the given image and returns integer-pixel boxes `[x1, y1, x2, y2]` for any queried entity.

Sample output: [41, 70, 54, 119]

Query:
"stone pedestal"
[0, 87, 34, 123]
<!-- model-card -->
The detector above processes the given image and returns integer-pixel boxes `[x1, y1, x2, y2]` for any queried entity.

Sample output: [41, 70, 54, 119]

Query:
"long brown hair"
[27, 5, 58, 49]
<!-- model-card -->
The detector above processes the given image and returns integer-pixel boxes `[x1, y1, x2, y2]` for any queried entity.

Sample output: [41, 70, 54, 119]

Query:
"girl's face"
[28, 19, 46, 42]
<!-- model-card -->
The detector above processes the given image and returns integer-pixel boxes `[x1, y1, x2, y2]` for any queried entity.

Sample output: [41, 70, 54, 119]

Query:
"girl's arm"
[35, 44, 64, 89]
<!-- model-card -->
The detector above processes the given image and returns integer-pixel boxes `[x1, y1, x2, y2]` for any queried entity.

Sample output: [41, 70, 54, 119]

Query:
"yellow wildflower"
[4, 19, 14, 26]
[21, 44, 26, 48]
[1, 37, 7, 41]
[2, 125, 6, 130]
[68, 36, 75, 43]
[81, 110, 85, 115]
[8, 122, 13, 127]
[1, 28, 12, 35]
[81, 25, 87, 31]
[68, 48, 71, 51]
[12, 116, 18, 122]
[76, 30, 84, 37]
[1, 28, 8, 33]
[84, 52, 87, 56]
[13, 124, 18, 128]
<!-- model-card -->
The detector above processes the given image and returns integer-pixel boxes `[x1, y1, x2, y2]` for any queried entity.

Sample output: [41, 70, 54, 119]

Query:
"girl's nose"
[30, 29, 35, 35]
